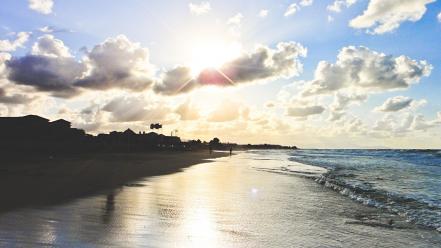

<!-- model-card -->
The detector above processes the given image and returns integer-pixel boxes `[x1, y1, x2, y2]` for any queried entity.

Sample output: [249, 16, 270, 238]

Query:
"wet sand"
[0, 151, 227, 213]
[1, 151, 440, 247]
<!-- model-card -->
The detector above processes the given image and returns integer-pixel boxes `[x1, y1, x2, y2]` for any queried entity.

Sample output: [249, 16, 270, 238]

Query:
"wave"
[249, 149, 441, 232]
[315, 169, 441, 232]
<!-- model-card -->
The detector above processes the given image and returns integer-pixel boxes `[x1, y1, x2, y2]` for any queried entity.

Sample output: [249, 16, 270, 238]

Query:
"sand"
[0, 151, 228, 213]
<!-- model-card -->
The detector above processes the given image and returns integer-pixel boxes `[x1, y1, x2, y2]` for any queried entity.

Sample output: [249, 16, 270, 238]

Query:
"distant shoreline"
[0, 151, 228, 214]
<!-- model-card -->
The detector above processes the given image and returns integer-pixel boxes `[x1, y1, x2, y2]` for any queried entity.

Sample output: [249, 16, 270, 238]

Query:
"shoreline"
[0, 151, 229, 214]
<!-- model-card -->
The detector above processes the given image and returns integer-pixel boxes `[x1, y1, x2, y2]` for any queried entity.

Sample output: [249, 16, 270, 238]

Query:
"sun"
[189, 40, 242, 77]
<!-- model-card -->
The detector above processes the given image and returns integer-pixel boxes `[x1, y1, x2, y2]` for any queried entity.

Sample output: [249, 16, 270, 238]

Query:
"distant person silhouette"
[230, 147, 232, 156]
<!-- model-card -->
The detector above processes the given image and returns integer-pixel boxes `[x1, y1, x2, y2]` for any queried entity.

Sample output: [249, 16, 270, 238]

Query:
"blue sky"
[1, 0, 441, 148]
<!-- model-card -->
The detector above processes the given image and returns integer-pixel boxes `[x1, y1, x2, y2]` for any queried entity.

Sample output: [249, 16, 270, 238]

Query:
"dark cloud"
[154, 41, 307, 95]
[6, 35, 155, 98]
[0, 88, 35, 104]
[6, 35, 306, 98]
[153, 66, 196, 95]
[6, 55, 84, 98]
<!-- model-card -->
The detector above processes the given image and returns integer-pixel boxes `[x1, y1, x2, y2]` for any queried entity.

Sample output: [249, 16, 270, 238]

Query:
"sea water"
[259, 149, 441, 232]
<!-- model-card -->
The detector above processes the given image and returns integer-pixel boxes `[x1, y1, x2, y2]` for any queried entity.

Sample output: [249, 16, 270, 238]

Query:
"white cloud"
[31, 34, 71, 57]
[28, 0, 54, 15]
[0, 52, 11, 78]
[285, 3, 300, 17]
[0, 32, 31, 52]
[374, 96, 413, 112]
[285, 1, 314, 17]
[328, 92, 367, 121]
[300, 0, 314, 7]
[227, 13, 243, 26]
[350, 0, 435, 34]
[102, 95, 170, 123]
[76, 35, 155, 91]
[301, 46, 432, 96]
[327, 15, 335, 22]
[39, 26, 54, 33]
[373, 111, 440, 135]
[208, 101, 242, 122]
[259, 9, 269, 18]
[189, 2, 211, 15]
[438, 12, 441, 22]
[176, 100, 200, 121]
[287, 105, 325, 117]
[327, 0, 357, 13]
[410, 114, 438, 131]
[38, 26, 72, 34]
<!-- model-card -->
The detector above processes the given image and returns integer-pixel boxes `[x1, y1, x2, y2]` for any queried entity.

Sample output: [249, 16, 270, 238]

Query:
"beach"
[1, 150, 441, 247]
[0, 151, 227, 213]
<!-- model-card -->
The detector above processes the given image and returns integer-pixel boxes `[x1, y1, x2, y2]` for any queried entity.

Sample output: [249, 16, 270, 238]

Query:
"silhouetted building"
[0, 115, 296, 156]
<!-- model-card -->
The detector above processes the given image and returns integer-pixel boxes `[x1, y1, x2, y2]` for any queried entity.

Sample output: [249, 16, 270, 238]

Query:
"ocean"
[1, 150, 441, 247]
[276, 149, 441, 232]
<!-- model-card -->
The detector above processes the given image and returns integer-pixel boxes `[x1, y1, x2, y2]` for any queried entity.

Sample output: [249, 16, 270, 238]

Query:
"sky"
[1, 0, 441, 148]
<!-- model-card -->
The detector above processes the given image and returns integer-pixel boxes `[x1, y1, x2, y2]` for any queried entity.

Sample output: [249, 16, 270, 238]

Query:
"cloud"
[189, 2, 211, 15]
[410, 114, 441, 131]
[0, 88, 35, 104]
[285, 4, 300, 17]
[6, 35, 156, 98]
[285, 1, 314, 17]
[300, 0, 314, 7]
[176, 100, 200, 121]
[301, 46, 432, 96]
[102, 95, 169, 123]
[227, 13, 244, 36]
[0, 32, 31, 52]
[373, 111, 441, 135]
[287, 105, 325, 117]
[38, 26, 73, 34]
[31, 34, 71, 57]
[259, 9, 269, 18]
[374, 96, 413, 112]
[328, 92, 367, 121]
[327, 16, 335, 22]
[265, 101, 275, 108]
[153, 66, 196, 95]
[349, 0, 435, 34]
[218, 42, 306, 82]
[154, 41, 307, 95]
[438, 12, 441, 22]
[6, 35, 85, 98]
[0, 53, 11, 78]
[76, 35, 155, 91]
[227, 13, 243, 26]
[28, 0, 54, 15]
[331, 93, 367, 112]
[207, 101, 244, 122]
[39, 26, 54, 33]
[327, 0, 357, 13]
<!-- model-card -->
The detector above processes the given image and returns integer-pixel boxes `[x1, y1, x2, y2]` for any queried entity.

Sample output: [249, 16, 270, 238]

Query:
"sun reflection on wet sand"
[1, 153, 441, 247]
